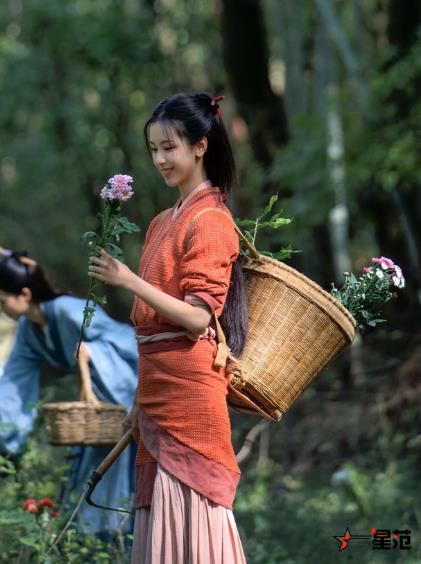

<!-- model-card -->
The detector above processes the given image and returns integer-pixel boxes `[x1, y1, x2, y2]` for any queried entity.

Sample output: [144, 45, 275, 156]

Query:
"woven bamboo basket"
[213, 217, 357, 422]
[42, 350, 126, 446]
[43, 401, 126, 446]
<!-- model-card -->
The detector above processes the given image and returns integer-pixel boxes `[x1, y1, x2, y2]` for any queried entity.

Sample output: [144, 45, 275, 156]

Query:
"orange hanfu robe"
[130, 186, 241, 510]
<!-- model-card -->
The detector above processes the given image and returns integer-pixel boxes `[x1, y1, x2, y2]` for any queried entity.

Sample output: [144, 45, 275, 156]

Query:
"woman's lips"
[162, 168, 173, 178]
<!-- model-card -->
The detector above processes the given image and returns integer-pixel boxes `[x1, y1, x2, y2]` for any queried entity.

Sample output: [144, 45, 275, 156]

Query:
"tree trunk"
[387, 0, 420, 56]
[220, 0, 289, 191]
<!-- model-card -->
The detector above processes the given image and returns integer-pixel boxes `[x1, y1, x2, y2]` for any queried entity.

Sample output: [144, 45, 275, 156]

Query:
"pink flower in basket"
[331, 256, 405, 330]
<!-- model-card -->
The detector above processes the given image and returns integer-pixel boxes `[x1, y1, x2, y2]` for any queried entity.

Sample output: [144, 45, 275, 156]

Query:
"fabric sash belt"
[136, 331, 188, 344]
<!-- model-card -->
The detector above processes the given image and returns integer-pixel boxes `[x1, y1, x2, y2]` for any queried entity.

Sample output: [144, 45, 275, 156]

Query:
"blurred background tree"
[0, 0, 420, 561]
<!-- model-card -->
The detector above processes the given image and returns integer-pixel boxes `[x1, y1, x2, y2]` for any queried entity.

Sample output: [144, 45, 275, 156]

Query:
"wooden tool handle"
[95, 430, 134, 476]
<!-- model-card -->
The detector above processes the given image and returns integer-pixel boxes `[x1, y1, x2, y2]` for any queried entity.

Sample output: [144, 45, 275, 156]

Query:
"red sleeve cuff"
[185, 292, 222, 315]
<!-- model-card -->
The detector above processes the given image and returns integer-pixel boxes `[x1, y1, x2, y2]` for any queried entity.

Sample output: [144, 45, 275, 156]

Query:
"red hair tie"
[211, 95, 225, 118]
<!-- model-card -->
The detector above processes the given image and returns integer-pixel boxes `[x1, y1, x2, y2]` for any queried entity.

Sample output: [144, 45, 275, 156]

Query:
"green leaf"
[0, 513, 35, 526]
[105, 242, 124, 260]
[259, 218, 292, 229]
[270, 248, 294, 261]
[91, 294, 107, 306]
[243, 230, 254, 242]
[260, 194, 278, 219]
[117, 216, 141, 233]
[82, 305, 96, 328]
[349, 273, 358, 285]
[19, 537, 39, 548]
[234, 218, 257, 228]
[0, 455, 16, 475]
[81, 231, 99, 243]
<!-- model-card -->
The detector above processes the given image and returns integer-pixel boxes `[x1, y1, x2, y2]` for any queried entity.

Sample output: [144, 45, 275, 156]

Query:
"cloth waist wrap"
[134, 329, 241, 511]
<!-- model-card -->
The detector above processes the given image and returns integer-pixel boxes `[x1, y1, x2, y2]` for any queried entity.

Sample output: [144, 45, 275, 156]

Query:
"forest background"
[0, 0, 420, 562]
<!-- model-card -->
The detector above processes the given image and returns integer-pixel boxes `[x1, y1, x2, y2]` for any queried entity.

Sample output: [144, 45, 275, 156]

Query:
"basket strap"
[213, 315, 231, 368]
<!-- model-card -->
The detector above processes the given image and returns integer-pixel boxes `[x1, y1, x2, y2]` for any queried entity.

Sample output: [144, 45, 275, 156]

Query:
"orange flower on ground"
[39, 497, 54, 509]
[22, 499, 38, 514]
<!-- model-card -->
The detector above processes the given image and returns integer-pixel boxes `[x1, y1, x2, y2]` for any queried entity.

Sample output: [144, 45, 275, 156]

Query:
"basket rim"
[42, 401, 126, 412]
[242, 254, 356, 340]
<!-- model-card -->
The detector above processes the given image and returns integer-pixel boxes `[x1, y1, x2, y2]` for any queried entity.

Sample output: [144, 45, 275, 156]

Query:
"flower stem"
[76, 202, 115, 359]
[252, 218, 259, 247]
[75, 277, 94, 359]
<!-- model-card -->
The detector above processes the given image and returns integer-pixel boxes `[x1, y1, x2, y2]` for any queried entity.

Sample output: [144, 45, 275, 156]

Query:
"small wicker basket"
[42, 347, 126, 446]
[201, 210, 357, 422]
[43, 401, 126, 446]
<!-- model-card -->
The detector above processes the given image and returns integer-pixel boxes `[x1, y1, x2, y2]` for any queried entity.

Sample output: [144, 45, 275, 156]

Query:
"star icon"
[333, 527, 352, 551]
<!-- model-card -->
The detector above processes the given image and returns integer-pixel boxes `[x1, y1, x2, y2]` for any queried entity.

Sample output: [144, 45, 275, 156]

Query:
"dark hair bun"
[0, 250, 60, 301]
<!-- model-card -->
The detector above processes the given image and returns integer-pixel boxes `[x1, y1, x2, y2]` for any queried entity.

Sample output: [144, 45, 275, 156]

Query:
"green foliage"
[0, 0, 221, 311]
[0, 434, 131, 563]
[330, 269, 394, 330]
[347, 41, 421, 195]
[236, 193, 296, 261]
[236, 459, 421, 563]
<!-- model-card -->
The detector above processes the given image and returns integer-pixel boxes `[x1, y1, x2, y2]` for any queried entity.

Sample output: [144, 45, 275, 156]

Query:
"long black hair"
[144, 92, 248, 356]
[0, 251, 61, 302]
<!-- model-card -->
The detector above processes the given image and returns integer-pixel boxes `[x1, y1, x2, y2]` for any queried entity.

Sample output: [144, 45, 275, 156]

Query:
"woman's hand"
[88, 248, 136, 289]
[186, 326, 216, 342]
[122, 404, 140, 442]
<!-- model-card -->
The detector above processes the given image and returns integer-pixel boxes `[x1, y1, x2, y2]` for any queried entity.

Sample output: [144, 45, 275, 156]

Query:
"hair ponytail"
[0, 251, 62, 302]
[145, 92, 248, 355]
[219, 261, 248, 357]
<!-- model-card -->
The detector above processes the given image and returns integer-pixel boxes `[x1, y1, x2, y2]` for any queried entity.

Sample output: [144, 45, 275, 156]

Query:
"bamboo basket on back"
[208, 213, 357, 422]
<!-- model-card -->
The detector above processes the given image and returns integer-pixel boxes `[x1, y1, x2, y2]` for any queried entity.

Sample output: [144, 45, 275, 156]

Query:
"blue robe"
[0, 295, 138, 534]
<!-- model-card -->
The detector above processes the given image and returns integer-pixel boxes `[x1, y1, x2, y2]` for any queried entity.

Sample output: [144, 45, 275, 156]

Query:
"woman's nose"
[154, 151, 166, 165]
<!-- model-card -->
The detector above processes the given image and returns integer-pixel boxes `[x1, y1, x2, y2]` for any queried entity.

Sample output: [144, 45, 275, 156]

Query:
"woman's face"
[148, 122, 205, 189]
[0, 289, 30, 320]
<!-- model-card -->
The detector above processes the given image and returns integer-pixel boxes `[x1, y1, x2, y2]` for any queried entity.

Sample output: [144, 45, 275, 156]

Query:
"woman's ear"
[21, 287, 33, 303]
[195, 137, 208, 158]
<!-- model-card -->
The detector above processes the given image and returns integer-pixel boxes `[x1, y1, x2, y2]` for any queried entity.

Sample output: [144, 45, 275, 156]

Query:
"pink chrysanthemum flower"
[101, 174, 134, 201]
[372, 256, 395, 270]
[362, 266, 372, 273]
[116, 185, 134, 201]
[100, 187, 113, 200]
[108, 174, 133, 188]
[392, 264, 405, 288]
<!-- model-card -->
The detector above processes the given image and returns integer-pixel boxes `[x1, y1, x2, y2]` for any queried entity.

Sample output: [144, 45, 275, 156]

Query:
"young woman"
[88, 92, 248, 562]
[0, 249, 138, 536]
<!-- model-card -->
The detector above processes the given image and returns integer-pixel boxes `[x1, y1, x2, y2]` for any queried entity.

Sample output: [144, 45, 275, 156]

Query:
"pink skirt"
[131, 464, 247, 563]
